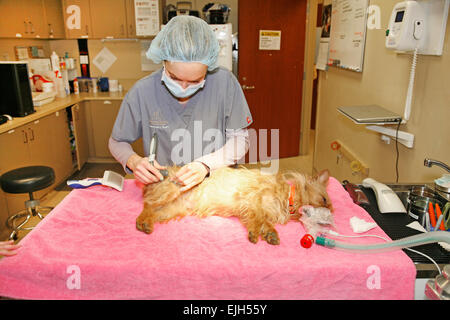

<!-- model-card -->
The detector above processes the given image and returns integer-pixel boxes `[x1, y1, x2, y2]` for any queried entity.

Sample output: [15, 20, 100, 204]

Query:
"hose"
[316, 231, 450, 254]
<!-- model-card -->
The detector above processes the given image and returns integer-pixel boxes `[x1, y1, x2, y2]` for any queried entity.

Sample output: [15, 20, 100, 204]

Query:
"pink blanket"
[0, 177, 416, 300]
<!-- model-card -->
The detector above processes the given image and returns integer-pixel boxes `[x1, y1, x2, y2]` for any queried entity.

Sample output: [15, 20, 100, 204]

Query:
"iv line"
[324, 230, 442, 275]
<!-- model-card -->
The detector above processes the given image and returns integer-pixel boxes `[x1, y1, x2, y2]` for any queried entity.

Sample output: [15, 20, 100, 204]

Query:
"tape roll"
[350, 160, 361, 173]
[330, 141, 341, 151]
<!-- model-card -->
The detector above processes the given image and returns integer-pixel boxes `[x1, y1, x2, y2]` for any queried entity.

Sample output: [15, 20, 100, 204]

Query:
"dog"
[136, 166, 333, 245]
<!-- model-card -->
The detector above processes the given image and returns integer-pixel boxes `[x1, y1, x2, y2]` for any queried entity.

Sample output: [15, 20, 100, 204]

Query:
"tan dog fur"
[136, 166, 332, 245]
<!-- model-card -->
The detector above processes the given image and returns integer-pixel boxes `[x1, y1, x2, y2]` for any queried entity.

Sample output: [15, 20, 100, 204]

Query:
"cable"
[325, 230, 442, 275]
[395, 119, 401, 183]
[403, 47, 418, 121]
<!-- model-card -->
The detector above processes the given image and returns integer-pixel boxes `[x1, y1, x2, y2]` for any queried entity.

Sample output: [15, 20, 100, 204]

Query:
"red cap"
[300, 234, 314, 248]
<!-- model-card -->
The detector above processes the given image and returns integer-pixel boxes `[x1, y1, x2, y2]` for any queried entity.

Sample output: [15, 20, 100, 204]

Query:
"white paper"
[135, 0, 160, 36]
[79, 55, 89, 64]
[259, 30, 281, 50]
[316, 42, 329, 71]
[16, 47, 29, 60]
[328, 0, 369, 72]
[93, 47, 117, 74]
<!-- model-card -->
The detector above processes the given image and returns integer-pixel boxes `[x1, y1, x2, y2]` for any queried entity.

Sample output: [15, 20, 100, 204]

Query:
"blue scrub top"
[111, 67, 253, 166]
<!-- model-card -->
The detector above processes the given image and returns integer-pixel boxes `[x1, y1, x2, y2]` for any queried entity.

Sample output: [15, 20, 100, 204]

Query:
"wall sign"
[135, 0, 160, 36]
[259, 30, 281, 50]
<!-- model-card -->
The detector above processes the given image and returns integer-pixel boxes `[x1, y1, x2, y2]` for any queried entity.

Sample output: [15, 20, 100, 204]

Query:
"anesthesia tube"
[315, 231, 450, 254]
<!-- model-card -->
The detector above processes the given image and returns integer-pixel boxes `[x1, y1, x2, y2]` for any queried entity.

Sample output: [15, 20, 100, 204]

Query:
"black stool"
[0, 166, 55, 240]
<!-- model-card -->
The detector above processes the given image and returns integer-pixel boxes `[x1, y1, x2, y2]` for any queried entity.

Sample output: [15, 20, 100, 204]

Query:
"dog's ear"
[316, 169, 330, 186]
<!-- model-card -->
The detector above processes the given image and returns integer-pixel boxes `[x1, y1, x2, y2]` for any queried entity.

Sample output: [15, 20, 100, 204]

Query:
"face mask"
[161, 67, 206, 98]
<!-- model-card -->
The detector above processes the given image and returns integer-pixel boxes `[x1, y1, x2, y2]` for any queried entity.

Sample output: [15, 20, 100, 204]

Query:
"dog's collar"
[287, 181, 296, 214]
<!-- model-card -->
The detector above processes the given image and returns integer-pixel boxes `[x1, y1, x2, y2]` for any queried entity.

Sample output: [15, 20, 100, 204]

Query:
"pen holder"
[99, 77, 109, 92]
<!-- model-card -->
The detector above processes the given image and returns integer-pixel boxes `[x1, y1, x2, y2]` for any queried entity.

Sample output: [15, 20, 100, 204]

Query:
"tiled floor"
[11, 131, 315, 242]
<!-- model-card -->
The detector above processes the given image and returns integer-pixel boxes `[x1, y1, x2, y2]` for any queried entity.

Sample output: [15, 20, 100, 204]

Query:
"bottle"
[60, 60, 70, 96]
[50, 51, 60, 73]
[74, 78, 79, 94]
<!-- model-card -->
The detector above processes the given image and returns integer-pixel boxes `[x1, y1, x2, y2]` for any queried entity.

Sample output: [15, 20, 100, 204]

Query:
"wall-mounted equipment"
[386, 1, 427, 52]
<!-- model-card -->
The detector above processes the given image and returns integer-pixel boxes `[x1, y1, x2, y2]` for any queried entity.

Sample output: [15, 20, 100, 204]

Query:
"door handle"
[28, 128, 35, 141]
[22, 130, 28, 144]
[242, 85, 255, 90]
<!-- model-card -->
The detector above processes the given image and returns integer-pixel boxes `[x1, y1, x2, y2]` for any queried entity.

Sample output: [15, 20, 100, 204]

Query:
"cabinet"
[85, 100, 144, 161]
[62, 0, 143, 39]
[43, 0, 66, 39]
[0, 0, 46, 38]
[0, 112, 74, 216]
[90, 0, 128, 39]
[0, 0, 65, 39]
[62, 0, 93, 39]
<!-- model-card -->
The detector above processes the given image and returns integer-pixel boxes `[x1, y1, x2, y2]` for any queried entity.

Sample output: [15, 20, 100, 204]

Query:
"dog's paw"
[136, 219, 153, 234]
[248, 231, 259, 244]
[263, 231, 280, 245]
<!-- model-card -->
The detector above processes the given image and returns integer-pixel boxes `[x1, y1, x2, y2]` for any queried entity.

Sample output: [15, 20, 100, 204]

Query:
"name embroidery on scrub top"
[149, 111, 169, 129]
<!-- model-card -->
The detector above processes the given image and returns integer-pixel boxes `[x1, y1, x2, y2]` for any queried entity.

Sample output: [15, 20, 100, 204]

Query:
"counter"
[0, 91, 126, 135]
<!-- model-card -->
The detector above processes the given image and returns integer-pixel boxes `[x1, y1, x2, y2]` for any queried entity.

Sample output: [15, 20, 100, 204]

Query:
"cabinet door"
[125, 0, 136, 37]
[0, 1, 30, 38]
[90, 0, 128, 38]
[23, 0, 46, 38]
[85, 100, 145, 160]
[72, 104, 89, 170]
[88, 100, 122, 158]
[27, 117, 54, 168]
[63, 0, 92, 38]
[27, 116, 58, 199]
[50, 110, 74, 184]
[43, 0, 66, 39]
[0, 189, 10, 241]
[0, 128, 30, 172]
[0, 127, 31, 220]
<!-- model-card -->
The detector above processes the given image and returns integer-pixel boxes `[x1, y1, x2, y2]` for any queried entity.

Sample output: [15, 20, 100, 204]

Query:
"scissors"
[443, 202, 450, 230]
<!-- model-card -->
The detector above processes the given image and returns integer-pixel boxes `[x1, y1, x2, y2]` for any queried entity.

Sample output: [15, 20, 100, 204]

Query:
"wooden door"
[72, 104, 89, 170]
[43, 0, 66, 39]
[90, 0, 127, 38]
[238, 0, 307, 161]
[63, 0, 92, 38]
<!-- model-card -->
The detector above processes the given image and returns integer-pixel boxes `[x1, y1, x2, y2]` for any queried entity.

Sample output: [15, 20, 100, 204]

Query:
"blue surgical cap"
[146, 16, 220, 71]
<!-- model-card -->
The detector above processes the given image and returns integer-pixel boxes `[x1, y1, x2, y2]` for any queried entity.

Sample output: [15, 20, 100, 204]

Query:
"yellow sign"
[259, 30, 281, 50]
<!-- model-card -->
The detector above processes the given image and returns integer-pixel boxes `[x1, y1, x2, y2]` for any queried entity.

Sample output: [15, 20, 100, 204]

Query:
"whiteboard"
[328, 0, 369, 72]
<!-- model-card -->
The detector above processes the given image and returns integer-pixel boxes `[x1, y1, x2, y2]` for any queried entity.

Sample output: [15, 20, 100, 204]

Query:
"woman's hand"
[127, 154, 167, 185]
[0, 240, 21, 257]
[172, 161, 209, 192]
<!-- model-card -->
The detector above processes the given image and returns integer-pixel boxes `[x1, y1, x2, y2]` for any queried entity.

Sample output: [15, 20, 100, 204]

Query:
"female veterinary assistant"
[109, 16, 253, 191]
